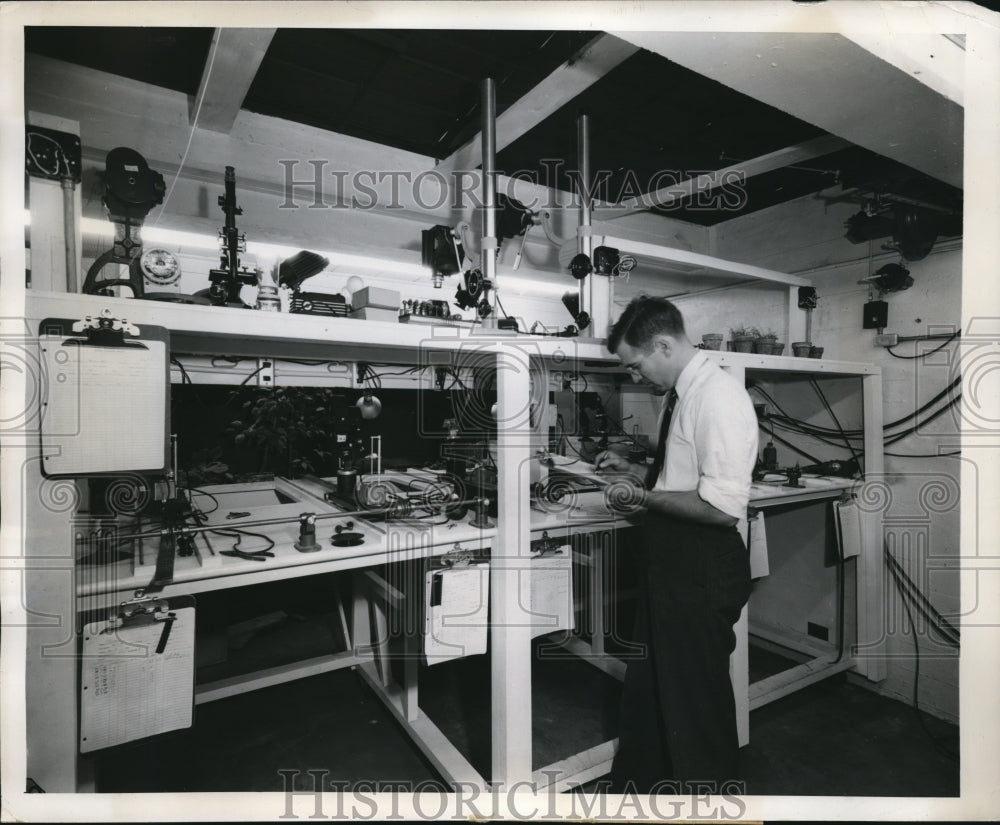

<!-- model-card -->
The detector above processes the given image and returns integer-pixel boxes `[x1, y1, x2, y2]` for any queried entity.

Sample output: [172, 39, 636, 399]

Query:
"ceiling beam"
[612, 31, 963, 189]
[436, 33, 639, 173]
[190, 28, 276, 134]
[595, 134, 851, 220]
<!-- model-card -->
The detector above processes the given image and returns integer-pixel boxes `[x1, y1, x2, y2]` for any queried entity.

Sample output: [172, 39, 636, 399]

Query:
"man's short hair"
[606, 295, 687, 353]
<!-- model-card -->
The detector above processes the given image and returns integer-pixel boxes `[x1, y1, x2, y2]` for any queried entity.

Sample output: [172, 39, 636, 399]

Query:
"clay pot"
[791, 342, 813, 357]
[702, 333, 724, 351]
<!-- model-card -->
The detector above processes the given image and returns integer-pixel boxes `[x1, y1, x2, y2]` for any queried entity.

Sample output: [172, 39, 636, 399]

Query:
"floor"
[94, 637, 960, 798]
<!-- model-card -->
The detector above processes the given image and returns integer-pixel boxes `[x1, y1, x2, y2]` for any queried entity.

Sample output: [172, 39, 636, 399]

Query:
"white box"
[352, 286, 400, 310]
[349, 307, 400, 322]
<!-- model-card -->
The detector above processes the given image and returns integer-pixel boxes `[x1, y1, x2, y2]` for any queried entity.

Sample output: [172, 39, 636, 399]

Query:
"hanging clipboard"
[80, 594, 196, 753]
[39, 313, 170, 477]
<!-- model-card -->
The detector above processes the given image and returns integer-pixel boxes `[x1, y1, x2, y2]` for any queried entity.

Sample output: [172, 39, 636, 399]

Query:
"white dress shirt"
[651, 350, 758, 520]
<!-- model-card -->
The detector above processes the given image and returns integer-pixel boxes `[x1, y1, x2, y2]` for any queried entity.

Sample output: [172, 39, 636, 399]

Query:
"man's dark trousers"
[610, 511, 752, 794]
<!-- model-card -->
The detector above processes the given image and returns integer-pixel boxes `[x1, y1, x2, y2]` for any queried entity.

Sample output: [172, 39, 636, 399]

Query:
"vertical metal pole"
[481, 78, 499, 328]
[577, 112, 592, 323]
[61, 179, 77, 292]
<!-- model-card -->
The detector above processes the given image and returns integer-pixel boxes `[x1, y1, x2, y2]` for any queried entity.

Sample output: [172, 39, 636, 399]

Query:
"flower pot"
[754, 337, 778, 354]
[701, 333, 724, 351]
[809, 346, 824, 359]
[731, 336, 755, 353]
[726, 341, 735, 352]
[791, 341, 812, 358]
[772, 342, 786, 356]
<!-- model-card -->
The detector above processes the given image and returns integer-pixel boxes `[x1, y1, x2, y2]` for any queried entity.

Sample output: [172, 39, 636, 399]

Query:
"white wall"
[713, 190, 962, 723]
[27, 54, 711, 336]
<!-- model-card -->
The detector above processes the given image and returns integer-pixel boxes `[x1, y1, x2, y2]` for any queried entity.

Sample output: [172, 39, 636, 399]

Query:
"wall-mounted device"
[422, 224, 464, 288]
[844, 198, 961, 262]
[82, 147, 165, 297]
[858, 262, 912, 330]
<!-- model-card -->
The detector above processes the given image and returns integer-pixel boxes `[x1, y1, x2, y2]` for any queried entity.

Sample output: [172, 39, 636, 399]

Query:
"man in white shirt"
[594, 296, 757, 794]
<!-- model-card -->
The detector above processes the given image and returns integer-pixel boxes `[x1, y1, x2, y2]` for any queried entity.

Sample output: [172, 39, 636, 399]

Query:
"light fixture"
[356, 392, 382, 420]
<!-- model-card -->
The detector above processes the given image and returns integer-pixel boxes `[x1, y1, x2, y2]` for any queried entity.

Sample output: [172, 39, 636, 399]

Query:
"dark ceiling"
[25, 26, 962, 226]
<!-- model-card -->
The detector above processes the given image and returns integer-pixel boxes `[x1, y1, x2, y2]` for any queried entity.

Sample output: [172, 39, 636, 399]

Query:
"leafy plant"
[226, 388, 347, 477]
[729, 326, 761, 339]
[179, 445, 234, 488]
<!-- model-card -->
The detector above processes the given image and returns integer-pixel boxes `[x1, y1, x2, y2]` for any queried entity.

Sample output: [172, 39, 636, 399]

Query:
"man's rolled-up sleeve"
[694, 390, 757, 520]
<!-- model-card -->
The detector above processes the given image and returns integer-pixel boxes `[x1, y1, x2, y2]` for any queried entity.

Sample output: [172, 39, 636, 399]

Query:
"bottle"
[256, 265, 280, 312]
[763, 440, 778, 471]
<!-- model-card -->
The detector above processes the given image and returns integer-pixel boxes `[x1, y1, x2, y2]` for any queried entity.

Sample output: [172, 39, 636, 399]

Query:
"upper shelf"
[25, 289, 877, 377]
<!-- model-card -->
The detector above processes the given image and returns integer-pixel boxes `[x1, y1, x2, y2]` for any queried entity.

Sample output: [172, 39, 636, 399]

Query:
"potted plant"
[701, 332, 724, 351]
[754, 329, 779, 354]
[729, 326, 759, 353]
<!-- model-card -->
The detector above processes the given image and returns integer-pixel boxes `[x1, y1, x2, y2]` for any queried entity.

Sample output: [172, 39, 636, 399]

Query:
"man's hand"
[593, 450, 629, 473]
[593, 450, 645, 482]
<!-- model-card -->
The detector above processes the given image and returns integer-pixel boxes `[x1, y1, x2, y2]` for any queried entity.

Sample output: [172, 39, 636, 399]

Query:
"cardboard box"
[352, 286, 400, 310]
[349, 307, 400, 322]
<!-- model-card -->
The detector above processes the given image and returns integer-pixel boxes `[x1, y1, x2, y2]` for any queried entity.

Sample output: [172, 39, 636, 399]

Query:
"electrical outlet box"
[863, 300, 888, 329]
[256, 359, 274, 388]
[875, 333, 899, 347]
[807, 621, 829, 642]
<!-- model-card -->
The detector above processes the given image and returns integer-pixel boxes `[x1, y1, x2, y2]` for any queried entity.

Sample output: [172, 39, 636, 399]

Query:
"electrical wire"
[883, 397, 961, 446]
[170, 357, 193, 385]
[757, 423, 823, 464]
[885, 545, 960, 761]
[883, 450, 961, 458]
[750, 379, 962, 436]
[885, 548, 961, 645]
[209, 527, 276, 557]
[809, 377, 864, 473]
[239, 364, 269, 386]
[495, 296, 520, 331]
[886, 330, 961, 360]
[184, 487, 220, 515]
[155, 33, 221, 223]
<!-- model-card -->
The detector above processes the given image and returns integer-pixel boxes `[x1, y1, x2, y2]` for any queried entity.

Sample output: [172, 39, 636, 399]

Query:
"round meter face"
[139, 248, 181, 285]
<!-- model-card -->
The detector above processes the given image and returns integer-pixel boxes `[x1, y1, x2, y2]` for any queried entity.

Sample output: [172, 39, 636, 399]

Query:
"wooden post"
[490, 343, 534, 785]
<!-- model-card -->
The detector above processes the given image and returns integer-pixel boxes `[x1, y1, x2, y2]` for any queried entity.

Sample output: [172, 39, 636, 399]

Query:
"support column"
[490, 344, 533, 785]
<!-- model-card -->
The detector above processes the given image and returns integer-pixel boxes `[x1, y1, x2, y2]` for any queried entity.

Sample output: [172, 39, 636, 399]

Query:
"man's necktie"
[645, 388, 678, 490]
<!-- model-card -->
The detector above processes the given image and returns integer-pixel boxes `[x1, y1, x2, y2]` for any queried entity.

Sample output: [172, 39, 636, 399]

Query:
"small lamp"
[356, 392, 382, 420]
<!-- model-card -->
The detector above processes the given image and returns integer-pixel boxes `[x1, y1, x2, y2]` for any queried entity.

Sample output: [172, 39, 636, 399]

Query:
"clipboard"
[39, 312, 170, 477]
[80, 594, 195, 752]
[423, 561, 490, 665]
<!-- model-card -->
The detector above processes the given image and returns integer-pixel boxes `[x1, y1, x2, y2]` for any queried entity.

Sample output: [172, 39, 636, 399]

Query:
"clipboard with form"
[80, 595, 195, 752]
[39, 315, 170, 476]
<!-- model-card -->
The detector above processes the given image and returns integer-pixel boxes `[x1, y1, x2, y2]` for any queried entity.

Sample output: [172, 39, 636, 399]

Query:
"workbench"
[20, 289, 884, 793]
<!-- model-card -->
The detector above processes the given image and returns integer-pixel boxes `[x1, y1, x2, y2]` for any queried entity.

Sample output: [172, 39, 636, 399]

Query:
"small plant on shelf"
[729, 326, 760, 353]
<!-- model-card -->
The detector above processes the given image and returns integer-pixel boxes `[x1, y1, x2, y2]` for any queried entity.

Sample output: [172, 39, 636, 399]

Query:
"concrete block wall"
[713, 192, 963, 723]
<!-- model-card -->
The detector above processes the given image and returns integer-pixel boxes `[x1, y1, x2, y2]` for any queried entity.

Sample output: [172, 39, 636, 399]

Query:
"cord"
[209, 527, 276, 557]
[184, 487, 220, 515]
[885, 548, 961, 645]
[757, 423, 823, 464]
[155, 33, 221, 222]
[886, 330, 961, 360]
[239, 364, 269, 386]
[809, 378, 864, 473]
[883, 450, 961, 458]
[495, 296, 521, 331]
[885, 545, 960, 761]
